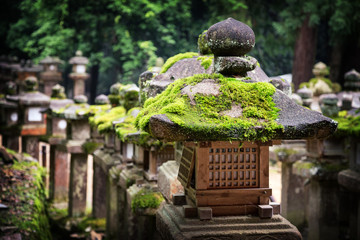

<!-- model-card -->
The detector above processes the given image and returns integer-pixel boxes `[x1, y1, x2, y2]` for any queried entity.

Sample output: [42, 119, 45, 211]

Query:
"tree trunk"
[329, 43, 343, 84]
[292, 16, 318, 90]
[89, 64, 99, 104]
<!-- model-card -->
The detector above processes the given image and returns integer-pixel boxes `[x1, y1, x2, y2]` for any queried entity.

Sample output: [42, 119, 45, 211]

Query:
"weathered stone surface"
[157, 204, 302, 240]
[270, 77, 292, 96]
[338, 169, 360, 192]
[148, 57, 213, 98]
[50, 149, 70, 203]
[148, 89, 337, 141]
[181, 79, 220, 105]
[207, 18, 255, 56]
[214, 56, 257, 75]
[69, 153, 88, 217]
[157, 161, 184, 202]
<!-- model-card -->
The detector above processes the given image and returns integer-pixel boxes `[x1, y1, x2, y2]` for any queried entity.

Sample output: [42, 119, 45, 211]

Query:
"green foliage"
[274, 0, 360, 45]
[131, 189, 164, 213]
[160, 52, 198, 74]
[136, 73, 283, 142]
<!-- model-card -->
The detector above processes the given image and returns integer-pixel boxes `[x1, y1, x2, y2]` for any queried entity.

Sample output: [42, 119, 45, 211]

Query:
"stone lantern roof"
[7, 76, 50, 106]
[39, 56, 64, 65]
[136, 18, 337, 142]
[69, 50, 89, 65]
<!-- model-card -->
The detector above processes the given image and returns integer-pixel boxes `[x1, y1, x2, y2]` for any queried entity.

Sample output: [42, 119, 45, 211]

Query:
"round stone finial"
[75, 50, 83, 56]
[312, 62, 328, 77]
[207, 18, 255, 56]
[74, 95, 88, 104]
[95, 94, 109, 105]
[51, 84, 66, 99]
[24, 76, 38, 91]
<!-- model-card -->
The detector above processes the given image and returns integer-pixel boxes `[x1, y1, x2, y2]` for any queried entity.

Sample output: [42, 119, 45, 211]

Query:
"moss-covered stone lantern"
[69, 51, 89, 97]
[39, 56, 63, 96]
[12, 60, 43, 94]
[137, 18, 337, 240]
[6, 76, 50, 159]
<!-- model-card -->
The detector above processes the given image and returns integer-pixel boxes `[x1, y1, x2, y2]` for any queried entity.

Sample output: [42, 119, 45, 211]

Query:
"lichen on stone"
[160, 52, 198, 74]
[135, 73, 283, 142]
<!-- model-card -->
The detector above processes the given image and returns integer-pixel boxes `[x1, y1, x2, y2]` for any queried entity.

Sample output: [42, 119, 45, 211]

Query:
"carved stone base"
[157, 203, 302, 240]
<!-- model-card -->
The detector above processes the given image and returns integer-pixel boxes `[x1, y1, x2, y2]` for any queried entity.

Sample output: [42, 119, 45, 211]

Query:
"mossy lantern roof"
[135, 18, 337, 142]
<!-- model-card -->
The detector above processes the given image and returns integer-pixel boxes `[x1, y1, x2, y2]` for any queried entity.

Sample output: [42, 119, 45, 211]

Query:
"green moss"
[293, 161, 316, 170]
[299, 77, 341, 93]
[76, 104, 111, 116]
[332, 111, 360, 137]
[89, 106, 126, 134]
[197, 55, 214, 70]
[135, 73, 283, 142]
[82, 141, 103, 154]
[0, 159, 51, 240]
[115, 107, 140, 141]
[131, 189, 164, 213]
[160, 52, 198, 74]
[77, 217, 106, 232]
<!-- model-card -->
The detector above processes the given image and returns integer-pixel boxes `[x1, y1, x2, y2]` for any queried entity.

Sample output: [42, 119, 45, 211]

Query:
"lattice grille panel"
[208, 145, 259, 189]
[156, 146, 175, 168]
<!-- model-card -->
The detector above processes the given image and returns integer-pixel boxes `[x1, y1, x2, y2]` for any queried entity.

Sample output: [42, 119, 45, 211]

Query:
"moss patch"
[89, 106, 126, 134]
[114, 107, 140, 141]
[131, 189, 164, 213]
[82, 141, 103, 154]
[0, 158, 52, 240]
[332, 110, 360, 137]
[160, 52, 198, 74]
[135, 73, 283, 142]
[197, 55, 213, 70]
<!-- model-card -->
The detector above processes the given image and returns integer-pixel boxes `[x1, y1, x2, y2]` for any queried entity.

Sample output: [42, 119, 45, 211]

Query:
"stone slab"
[157, 203, 302, 240]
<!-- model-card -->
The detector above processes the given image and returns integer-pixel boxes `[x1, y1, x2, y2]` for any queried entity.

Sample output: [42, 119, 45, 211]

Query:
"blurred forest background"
[1, 0, 360, 101]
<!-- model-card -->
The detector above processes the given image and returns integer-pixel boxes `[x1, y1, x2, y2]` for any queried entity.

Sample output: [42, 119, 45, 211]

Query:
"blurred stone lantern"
[0, 81, 20, 150]
[69, 50, 89, 97]
[344, 69, 360, 91]
[137, 18, 337, 239]
[13, 59, 43, 94]
[6, 76, 50, 159]
[39, 56, 63, 96]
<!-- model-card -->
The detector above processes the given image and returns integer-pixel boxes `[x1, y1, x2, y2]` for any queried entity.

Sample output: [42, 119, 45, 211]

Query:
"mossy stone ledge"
[135, 73, 337, 142]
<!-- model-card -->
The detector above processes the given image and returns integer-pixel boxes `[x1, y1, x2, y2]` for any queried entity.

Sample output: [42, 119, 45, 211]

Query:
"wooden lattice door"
[208, 143, 259, 189]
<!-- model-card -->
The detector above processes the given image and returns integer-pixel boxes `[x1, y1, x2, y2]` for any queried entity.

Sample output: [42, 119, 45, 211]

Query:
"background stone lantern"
[136, 18, 337, 239]
[13, 59, 43, 94]
[6, 76, 50, 159]
[69, 50, 89, 97]
[39, 56, 64, 96]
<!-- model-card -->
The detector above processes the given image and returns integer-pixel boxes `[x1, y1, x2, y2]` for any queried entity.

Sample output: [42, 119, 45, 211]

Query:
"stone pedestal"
[157, 203, 302, 240]
[92, 149, 121, 218]
[69, 153, 88, 217]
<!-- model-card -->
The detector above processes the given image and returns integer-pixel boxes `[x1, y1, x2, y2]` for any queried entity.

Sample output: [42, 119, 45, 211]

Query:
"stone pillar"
[69, 153, 88, 217]
[106, 165, 123, 239]
[93, 160, 107, 218]
[53, 147, 70, 203]
[23, 136, 40, 160]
